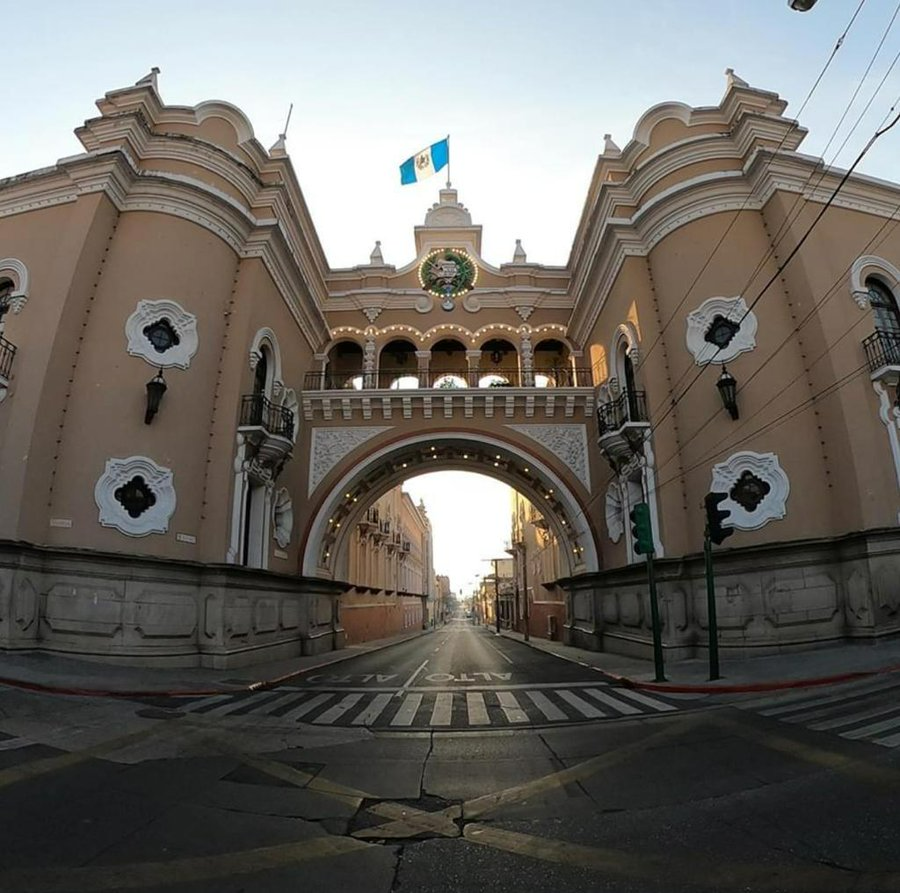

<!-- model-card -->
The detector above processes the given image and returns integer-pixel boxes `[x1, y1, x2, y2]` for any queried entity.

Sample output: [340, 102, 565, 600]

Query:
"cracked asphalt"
[1, 624, 899, 891]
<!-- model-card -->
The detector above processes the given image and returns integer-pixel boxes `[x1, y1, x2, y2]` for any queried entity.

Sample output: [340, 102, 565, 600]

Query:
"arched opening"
[430, 338, 468, 385]
[327, 340, 365, 389]
[380, 338, 417, 388]
[533, 338, 572, 387]
[478, 338, 517, 386]
[867, 277, 900, 337]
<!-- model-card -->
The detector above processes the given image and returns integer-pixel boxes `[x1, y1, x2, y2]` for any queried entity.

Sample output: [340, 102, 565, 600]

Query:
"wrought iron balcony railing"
[863, 330, 900, 374]
[0, 336, 16, 381]
[239, 393, 294, 439]
[302, 367, 594, 391]
[596, 390, 649, 435]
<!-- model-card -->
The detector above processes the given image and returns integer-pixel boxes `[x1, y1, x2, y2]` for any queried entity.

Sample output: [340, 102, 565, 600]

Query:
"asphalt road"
[171, 620, 687, 730]
[1, 625, 899, 892]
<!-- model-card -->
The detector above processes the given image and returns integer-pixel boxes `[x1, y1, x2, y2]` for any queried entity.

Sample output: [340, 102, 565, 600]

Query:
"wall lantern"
[490, 349, 503, 365]
[716, 367, 739, 420]
[144, 369, 167, 424]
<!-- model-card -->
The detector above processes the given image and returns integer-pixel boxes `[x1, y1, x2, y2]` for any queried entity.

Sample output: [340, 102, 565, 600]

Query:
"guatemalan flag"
[399, 137, 449, 185]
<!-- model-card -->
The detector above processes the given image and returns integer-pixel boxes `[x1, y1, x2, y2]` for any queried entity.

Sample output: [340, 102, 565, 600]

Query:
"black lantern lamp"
[716, 366, 739, 420]
[788, 0, 818, 10]
[145, 368, 167, 424]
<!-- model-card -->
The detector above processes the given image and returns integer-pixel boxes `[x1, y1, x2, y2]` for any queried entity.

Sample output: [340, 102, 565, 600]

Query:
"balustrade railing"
[863, 330, 900, 373]
[0, 336, 15, 380]
[596, 390, 649, 435]
[239, 393, 294, 439]
[302, 367, 594, 391]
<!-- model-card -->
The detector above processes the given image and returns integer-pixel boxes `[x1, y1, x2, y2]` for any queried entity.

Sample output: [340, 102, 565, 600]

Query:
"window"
[867, 277, 900, 336]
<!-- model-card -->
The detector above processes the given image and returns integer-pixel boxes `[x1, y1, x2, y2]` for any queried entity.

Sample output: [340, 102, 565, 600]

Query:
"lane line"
[390, 694, 423, 727]
[484, 640, 514, 665]
[430, 692, 453, 726]
[496, 691, 529, 723]
[557, 689, 605, 719]
[466, 692, 490, 725]
[394, 660, 429, 698]
[313, 693, 363, 725]
[525, 690, 567, 722]
[352, 693, 393, 726]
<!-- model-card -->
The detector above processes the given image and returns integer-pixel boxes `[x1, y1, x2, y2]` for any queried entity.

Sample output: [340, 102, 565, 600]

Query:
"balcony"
[299, 367, 596, 423]
[863, 330, 900, 384]
[596, 390, 650, 466]
[0, 336, 15, 402]
[238, 393, 295, 463]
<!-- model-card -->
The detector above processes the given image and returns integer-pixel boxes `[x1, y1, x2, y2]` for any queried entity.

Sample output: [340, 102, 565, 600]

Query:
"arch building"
[1, 68, 899, 666]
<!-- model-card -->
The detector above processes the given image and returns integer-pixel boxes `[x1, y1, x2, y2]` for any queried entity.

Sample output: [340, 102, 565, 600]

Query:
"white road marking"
[352, 693, 393, 726]
[391, 694, 423, 726]
[584, 688, 642, 715]
[395, 660, 429, 698]
[278, 693, 334, 721]
[808, 703, 900, 731]
[613, 688, 676, 712]
[485, 640, 514, 665]
[181, 694, 235, 712]
[313, 693, 364, 725]
[841, 715, 900, 740]
[467, 692, 490, 725]
[0, 737, 32, 752]
[496, 691, 529, 723]
[557, 690, 605, 719]
[195, 692, 280, 717]
[525, 690, 567, 721]
[430, 692, 454, 726]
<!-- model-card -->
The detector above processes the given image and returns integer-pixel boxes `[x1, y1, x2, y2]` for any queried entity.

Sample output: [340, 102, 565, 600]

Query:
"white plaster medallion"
[309, 426, 394, 495]
[94, 456, 176, 537]
[709, 450, 789, 531]
[506, 424, 590, 492]
[125, 299, 199, 369]
[273, 487, 294, 549]
[685, 296, 757, 365]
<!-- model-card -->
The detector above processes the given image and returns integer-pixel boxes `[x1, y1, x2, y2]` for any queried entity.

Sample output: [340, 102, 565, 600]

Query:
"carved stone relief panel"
[685, 296, 757, 365]
[125, 299, 199, 369]
[308, 426, 394, 495]
[506, 424, 590, 491]
[94, 456, 177, 537]
[710, 451, 789, 531]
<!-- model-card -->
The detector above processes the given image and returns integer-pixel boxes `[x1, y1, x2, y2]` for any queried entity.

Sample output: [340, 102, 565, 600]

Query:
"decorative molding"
[249, 327, 284, 392]
[873, 381, 900, 497]
[94, 456, 176, 537]
[272, 487, 294, 549]
[685, 296, 757, 365]
[605, 481, 624, 543]
[280, 387, 300, 441]
[414, 294, 434, 314]
[710, 450, 789, 531]
[849, 255, 900, 308]
[0, 257, 29, 314]
[308, 426, 393, 495]
[506, 424, 590, 491]
[362, 307, 382, 323]
[515, 306, 535, 321]
[125, 299, 199, 369]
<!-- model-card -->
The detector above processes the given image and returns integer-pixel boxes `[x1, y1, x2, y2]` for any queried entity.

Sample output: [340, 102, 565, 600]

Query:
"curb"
[0, 629, 431, 700]
[497, 631, 900, 694]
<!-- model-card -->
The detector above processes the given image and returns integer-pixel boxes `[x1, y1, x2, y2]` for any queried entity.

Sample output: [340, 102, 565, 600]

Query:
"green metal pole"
[646, 552, 665, 682]
[704, 527, 720, 681]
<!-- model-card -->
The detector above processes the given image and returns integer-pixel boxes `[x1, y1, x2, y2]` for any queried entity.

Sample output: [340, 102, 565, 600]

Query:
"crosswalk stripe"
[430, 692, 453, 726]
[314, 693, 363, 725]
[873, 728, 900, 747]
[253, 691, 312, 717]
[525, 690, 567, 722]
[278, 693, 334, 722]
[613, 688, 676, 712]
[584, 688, 642, 715]
[182, 694, 235, 713]
[808, 703, 900, 731]
[353, 693, 393, 726]
[466, 692, 490, 725]
[749, 677, 900, 716]
[391, 694, 423, 727]
[197, 692, 277, 717]
[496, 691, 528, 723]
[557, 690, 605, 719]
[840, 715, 900, 740]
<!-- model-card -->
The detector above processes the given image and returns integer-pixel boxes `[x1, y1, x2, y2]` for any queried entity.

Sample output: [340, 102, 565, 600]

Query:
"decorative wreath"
[418, 249, 478, 299]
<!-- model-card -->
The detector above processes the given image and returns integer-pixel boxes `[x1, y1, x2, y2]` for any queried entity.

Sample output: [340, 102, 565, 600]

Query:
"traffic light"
[629, 502, 654, 555]
[704, 492, 734, 546]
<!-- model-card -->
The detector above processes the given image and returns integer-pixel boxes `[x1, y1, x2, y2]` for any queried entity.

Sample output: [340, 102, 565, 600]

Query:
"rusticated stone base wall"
[339, 589, 426, 646]
[0, 541, 346, 669]
[562, 529, 900, 661]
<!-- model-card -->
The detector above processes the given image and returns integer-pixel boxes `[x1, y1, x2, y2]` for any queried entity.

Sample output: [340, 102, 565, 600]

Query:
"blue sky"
[4, 1, 900, 591]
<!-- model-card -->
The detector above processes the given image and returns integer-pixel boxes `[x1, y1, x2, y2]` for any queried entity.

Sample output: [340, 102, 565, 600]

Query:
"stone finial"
[512, 239, 527, 263]
[369, 240, 385, 265]
[269, 134, 288, 158]
[135, 67, 160, 92]
[602, 133, 622, 155]
[724, 68, 748, 89]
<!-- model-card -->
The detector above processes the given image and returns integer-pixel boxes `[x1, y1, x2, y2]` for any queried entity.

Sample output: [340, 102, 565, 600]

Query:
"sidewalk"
[497, 627, 900, 693]
[0, 628, 430, 698]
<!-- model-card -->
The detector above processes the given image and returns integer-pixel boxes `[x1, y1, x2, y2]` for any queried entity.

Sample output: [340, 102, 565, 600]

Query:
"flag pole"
[446, 134, 451, 188]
